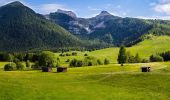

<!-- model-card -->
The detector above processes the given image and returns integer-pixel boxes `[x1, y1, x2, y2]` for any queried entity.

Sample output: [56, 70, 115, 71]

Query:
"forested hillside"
[0, 1, 82, 52]
[48, 10, 170, 46]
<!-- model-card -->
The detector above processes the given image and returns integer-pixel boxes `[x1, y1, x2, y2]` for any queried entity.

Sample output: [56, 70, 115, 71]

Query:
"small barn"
[141, 67, 151, 72]
[42, 67, 52, 72]
[57, 67, 67, 72]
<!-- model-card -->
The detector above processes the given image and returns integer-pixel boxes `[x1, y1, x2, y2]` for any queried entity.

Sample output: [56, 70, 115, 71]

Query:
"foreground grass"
[0, 62, 170, 100]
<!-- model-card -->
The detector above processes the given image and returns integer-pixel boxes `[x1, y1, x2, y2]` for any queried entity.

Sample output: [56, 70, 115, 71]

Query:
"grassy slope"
[0, 62, 170, 100]
[57, 36, 170, 65]
[90, 36, 170, 63]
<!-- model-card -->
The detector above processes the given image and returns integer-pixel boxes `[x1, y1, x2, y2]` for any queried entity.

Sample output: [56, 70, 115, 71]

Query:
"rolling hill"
[90, 35, 170, 63]
[55, 35, 170, 64]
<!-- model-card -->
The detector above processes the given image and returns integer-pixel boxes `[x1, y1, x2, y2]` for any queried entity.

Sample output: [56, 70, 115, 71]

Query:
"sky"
[1, 0, 170, 19]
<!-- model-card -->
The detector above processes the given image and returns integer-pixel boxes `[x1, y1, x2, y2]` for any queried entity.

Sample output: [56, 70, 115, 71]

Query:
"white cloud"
[154, 3, 170, 15]
[159, 0, 170, 3]
[153, 0, 170, 15]
[0, 1, 73, 14]
[136, 15, 170, 20]
[87, 6, 102, 11]
[33, 3, 72, 14]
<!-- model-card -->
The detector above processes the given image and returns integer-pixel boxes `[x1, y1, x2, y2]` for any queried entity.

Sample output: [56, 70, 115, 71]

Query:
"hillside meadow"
[56, 36, 170, 65]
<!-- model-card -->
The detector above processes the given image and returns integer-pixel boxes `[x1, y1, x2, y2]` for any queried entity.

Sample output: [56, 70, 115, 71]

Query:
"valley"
[0, 1, 170, 100]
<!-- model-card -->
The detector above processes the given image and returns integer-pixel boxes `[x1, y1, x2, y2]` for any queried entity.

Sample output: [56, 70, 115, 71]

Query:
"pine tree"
[135, 53, 141, 63]
[117, 45, 127, 66]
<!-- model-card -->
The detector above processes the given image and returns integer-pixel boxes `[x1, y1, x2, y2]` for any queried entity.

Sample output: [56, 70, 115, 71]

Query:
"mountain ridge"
[0, 1, 83, 52]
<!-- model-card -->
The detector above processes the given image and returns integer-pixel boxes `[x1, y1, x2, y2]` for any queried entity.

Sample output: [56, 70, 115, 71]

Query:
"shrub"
[83, 56, 98, 66]
[104, 58, 110, 65]
[65, 59, 70, 62]
[159, 51, 170, 61]
[70, 56, 99, 67]
[59, 53, 66, 57]
[72, 52, 77, 56]
[26, 60, 31, 68]
[84, 54, 88, 56]
[126, 52, 141, 63]
[88, 61, 93, 66]
[66, 53, 71, 56]
[13, 58, 20, 63]
[70, 59, 78, 67]
[31, 61, 41, 70]
[150, 54, 164, 62]
[16, 62, 26, 70]
[97, 59, 103, 65]
[39, 51, 59, 67]
[76, 60, 83, 67]
[141, 59, 150, 63]
[4, 63, 16, 71]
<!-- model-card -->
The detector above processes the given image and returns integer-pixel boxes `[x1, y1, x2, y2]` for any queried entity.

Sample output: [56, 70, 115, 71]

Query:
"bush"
[104, 58, 110, 65]
[4, 63, 16, 71]
[69, 56, 100, 67]
[150, 54, 164, 62]
[70, 59, 78, 67]
[39, 51, 59, 67]
[83, 56, 98, 66]
[159, 51, 170, 61]
[13, 58, 20, 63]
[88, 61, 93, 66]
[26, 60, 31, 68]
[84, 54, 88, 56]
[97, 59, 103, 65]
[72, 52, 77, 56]
[31, 61, 41, 70]
[141, 59, 150, 63]
[16, 62, 26, 70]
[76, 60, 83, 67]
[126, 52, 141, 63]
[66, 53, 71, 56]
[59, 53, 66, 57]
[65, 59, 70, 62]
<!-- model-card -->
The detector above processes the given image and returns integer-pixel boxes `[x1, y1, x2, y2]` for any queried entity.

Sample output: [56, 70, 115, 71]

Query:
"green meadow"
[0, 62, 170, 100]
[1, 36, 170, 100]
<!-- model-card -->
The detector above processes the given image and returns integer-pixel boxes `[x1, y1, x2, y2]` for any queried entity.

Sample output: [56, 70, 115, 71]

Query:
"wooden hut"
[141, 67, 151, 72]
[42, 67, 52, 72]
[57, 67, 67, 72]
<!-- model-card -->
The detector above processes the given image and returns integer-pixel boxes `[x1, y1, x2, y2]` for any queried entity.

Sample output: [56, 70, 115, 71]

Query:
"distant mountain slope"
[48, 9, 91, 35]
[0, 1, 82, 52]
[48, 10, 170, 46]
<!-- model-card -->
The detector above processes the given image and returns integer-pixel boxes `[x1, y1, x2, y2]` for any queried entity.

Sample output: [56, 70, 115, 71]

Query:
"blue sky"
[1, 0, 170, 19]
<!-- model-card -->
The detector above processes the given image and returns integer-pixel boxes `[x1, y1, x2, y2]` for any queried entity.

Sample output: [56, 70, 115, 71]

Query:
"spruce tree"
[117, 45, 127, 66]
[135, 53, 141, 63]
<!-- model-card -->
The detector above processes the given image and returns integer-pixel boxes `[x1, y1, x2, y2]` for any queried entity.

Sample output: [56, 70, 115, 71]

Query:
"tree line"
[117, 46, 170, 66]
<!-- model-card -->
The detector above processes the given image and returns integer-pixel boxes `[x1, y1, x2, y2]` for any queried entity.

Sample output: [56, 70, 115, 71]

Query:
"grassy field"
[57, 36, 170, 65]
[1, 36, 170, 100]
[0, 62, 170, 100]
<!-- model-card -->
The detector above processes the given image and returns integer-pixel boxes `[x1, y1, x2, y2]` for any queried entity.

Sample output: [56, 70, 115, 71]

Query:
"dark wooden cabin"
[57, 67, 67, 72]
[42, 67, 52, 72]
[141, 67, 151, 72]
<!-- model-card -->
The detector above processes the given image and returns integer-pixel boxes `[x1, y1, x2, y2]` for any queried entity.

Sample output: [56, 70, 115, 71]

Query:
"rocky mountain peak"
[98, 11, 111, 16]
[6, 1, 24, 7]
[57, 9, 77, 18]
